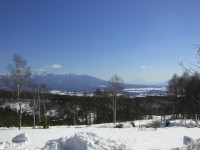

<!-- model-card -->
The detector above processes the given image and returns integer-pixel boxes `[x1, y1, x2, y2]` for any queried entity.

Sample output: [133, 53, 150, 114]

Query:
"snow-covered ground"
[0, 120, 200, 150]
[48, 86, 167, 98]
[124, 87, 167, 97]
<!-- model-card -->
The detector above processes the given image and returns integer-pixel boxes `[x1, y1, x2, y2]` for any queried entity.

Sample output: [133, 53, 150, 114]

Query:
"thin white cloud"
[142, 65, 147, 69]
[38, 69, 45, 72]
[34, 68, 46, 74]
[48, 64, 62, 69]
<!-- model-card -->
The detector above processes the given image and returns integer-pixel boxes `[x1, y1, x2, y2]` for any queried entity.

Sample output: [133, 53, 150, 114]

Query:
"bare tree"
[35, 84, 47, 128]
[28, 82, 38, 129]
[179, 45, 200, 120]
[109, 75, 124, 124]
[29, 82, 48, 128]
[180, 45, 200, 77]
[168, 45, 200, 123]
[39, 84, 48, 128]
[2, 54, 31, 130]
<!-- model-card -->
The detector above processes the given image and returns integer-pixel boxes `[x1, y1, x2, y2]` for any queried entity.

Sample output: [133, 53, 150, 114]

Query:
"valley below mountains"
[0, 73, 167, 97]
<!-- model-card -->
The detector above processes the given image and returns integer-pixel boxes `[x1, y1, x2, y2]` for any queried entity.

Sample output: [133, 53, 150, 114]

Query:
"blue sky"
[0, 0, 200, 83]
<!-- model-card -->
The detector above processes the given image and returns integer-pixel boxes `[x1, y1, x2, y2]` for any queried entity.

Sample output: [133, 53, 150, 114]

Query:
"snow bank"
[3, 141, 33, 150]
[0, 141, 5, 150]
[43, 132, 126, 150]
[2, 132, 126, 150]
[172, 136, 200, 150]
[1, 120, 200, 150]
[1, 133, 33, 150]
[0, 133, 32, 150]
[12, 133, 30, 144]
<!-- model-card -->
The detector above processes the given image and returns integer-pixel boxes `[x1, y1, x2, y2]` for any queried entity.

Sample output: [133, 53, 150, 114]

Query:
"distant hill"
[31, 73, 108, 92]
[0, 73, 165, 92]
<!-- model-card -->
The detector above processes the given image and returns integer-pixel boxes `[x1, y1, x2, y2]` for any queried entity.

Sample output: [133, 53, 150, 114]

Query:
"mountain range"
[31, 73, 108, 92]
[0, 73, 166, 92]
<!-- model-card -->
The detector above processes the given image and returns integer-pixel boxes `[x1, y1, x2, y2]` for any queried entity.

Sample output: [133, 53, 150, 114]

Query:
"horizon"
[0, 0, 200, 83]
[0, 70, 168, 86]
[31, 71, 168, 85]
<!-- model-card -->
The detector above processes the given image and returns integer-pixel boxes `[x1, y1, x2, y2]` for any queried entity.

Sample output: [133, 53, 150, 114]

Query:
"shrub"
[40, 121, 49, 129]
[146, 120, 160, 129]
[115, 123, 124, 128]
[130, 121, 135, 127]
[42, 125, 49, 129]
[151, 120, 161, 129]
[166, 121, 170, 127]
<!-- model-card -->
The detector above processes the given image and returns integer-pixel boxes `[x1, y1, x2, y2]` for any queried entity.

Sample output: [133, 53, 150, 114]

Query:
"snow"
[124, 87, 166, 92]
[124, 87, 167, 97]
[1, 102, 32, 112]
[48, 87, 167, 97]
[0, 120, 200, 150]
[49, 91, 94, 97]
[43, 132, 126, 150]
[49, 90, 67, 95]
[172, 136, 200, 150]
[0, 141, 5, 150]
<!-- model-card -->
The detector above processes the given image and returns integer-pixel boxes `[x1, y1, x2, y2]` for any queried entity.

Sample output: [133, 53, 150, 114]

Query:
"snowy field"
[0, 120, 200, 150]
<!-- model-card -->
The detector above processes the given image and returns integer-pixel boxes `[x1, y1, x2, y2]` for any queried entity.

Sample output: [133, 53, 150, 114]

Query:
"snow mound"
[183, 136, 200, 150]
[0, 141, 5, 150]
[0, 133, 32, 150]
[172, 136, 200, 150]
[43, 132, 126, 150]
[12, 133, 30, 144]
[3, 141, 33, 150]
